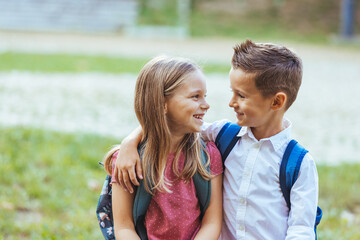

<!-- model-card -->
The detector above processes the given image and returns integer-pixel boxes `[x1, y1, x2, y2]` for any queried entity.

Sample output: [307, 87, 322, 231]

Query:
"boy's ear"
[271, 92, 287, 110]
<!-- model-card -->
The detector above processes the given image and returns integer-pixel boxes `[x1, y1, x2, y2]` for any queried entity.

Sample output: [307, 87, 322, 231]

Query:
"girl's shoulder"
[205, 141, 223, 176]
[205, 141, 219, 156]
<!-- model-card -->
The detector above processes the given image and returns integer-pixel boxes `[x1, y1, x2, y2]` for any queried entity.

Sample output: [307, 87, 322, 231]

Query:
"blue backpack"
[96, 143, 211, 240]
[215, 122, 323, 239]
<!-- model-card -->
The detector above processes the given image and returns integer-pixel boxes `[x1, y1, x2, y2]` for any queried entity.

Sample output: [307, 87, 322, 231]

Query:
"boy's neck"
[251, 114, 285, 141]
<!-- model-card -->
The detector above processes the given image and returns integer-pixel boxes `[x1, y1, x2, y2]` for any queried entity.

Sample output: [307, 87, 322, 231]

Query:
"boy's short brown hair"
[232, 40, 303, 110]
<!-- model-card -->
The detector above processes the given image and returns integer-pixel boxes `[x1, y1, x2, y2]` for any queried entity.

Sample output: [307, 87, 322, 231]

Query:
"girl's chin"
[192, 124, 202, 133]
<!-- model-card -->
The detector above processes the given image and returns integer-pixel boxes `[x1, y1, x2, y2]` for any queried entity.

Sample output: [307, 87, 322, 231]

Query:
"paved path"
[1, 30, 359, 64]
[0, 30, 235, 63]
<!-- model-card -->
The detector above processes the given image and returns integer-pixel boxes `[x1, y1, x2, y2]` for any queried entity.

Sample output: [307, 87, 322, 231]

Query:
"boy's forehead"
[230, 68, 255, 83]
[229, 68, 262, 95]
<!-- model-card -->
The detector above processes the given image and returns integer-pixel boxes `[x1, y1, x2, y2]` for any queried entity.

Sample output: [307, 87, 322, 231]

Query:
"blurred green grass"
[1, 126, 359, 239]
[0, 52, 230, 74]
[0, 126, 117, 239]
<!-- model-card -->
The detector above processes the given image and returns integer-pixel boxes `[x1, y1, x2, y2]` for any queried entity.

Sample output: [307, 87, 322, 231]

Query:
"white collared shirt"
[201, 119, 319, 240]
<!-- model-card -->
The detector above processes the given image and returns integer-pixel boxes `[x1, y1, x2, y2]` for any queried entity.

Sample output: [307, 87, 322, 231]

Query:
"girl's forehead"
[181, 70, 206, 87]
[169, 76, 206, 98]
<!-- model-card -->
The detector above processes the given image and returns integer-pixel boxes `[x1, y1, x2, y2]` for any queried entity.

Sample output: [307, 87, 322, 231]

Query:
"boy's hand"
[114, 143, 143, 193]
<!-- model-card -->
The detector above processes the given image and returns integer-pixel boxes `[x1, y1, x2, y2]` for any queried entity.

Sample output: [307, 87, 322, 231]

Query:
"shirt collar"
[236, 118, 292, 151]
[269, 118, 292, 151]
[237, 125, 249, 138]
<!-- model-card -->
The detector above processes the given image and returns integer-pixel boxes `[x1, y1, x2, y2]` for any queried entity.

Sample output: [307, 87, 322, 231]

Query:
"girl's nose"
[201, 99, 210, 110]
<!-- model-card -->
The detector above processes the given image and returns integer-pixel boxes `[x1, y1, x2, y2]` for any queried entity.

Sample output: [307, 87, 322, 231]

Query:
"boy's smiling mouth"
[235, 111, 244, 117]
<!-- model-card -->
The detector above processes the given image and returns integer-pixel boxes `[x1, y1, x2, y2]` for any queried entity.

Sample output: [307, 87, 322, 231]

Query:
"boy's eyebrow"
[232, 87, 249, 97]
[230, 87, 244, 94]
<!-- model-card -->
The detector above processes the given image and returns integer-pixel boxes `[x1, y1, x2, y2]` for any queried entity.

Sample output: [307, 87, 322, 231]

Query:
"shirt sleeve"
[285, 153, 319, 240]
[201, 119, 231, 142]
[110, 151, 119, 185]
[206, 141, 223, 176]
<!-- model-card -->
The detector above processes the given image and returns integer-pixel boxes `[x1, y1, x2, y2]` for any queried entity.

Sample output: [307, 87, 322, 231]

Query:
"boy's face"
[229, 68, 274, 128]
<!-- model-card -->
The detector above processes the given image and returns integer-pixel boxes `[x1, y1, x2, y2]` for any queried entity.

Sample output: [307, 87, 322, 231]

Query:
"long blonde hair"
[105, 56, 211, 193]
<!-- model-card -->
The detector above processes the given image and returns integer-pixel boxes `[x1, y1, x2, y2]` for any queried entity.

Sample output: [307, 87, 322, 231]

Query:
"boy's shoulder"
[203, 119, 232, 129]
[202, 119, 233, 138]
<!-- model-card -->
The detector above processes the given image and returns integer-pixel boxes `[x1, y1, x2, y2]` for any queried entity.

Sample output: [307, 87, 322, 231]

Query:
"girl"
[103, 56, 223, 240]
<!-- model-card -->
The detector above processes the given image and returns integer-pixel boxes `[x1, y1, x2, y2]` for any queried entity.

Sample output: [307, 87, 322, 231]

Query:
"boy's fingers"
[122, 170, 134, 193]
[135, 159, 143, 180]
[113, 166, 124, 190]
[129, 169, 140, 186]
[113, 166, 119, 183]
[117, 170, 126, 192]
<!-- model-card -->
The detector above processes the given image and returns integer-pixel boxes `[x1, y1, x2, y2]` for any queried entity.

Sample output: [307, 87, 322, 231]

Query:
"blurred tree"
[138, 0, 179, 26]
[139, 0, 359, 40]
[341, 0, 355, 38]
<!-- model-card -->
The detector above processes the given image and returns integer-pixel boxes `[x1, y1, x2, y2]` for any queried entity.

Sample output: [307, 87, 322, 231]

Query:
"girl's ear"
[271, 92, 287, 110]
[164, 102, 168, 114]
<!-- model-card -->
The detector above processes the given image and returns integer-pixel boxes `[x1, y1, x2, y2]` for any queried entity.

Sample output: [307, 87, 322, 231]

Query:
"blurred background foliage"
[138, 0, 359, 43]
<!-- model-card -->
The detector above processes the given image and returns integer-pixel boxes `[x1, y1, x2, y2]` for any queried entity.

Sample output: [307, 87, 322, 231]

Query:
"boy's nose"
[229, 97, 236, 108]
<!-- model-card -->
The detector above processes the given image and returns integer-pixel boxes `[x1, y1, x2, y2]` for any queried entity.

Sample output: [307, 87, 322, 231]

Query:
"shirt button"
[238, 225, 244, 231]
[239, 198, 246, 204]
[254, 143, 260, 148]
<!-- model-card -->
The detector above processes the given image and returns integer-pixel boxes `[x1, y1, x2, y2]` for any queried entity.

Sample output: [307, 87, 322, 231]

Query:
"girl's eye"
[192, 95, 199, 99]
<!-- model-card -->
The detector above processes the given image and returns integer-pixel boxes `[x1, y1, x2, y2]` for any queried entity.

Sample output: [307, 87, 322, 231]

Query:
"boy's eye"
[230, 89, 245, 98]
[238, 93, 245, 98]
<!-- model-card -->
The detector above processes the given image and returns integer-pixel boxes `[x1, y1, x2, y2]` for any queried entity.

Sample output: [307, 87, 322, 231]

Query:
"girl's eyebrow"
[189, 88, 204, 94]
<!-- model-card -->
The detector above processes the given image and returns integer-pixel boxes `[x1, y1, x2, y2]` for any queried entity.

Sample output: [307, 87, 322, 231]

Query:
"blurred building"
[0, 0, 192, 38]
[0, 0, 138, 33]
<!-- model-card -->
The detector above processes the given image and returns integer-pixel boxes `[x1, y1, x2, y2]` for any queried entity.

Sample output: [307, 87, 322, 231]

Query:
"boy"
[114, 40, 319, 239]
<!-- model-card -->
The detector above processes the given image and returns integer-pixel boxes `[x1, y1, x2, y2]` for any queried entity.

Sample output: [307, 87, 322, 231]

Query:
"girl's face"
[165, 70, 209, 137]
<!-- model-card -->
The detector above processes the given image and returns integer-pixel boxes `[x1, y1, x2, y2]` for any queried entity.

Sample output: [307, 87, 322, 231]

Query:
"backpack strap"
[133, 177, 152, 240]
[193, 140, 211, 218]
[215, 122, 241, 165]
[133, 144, 152, 240]
[133, 140, 211, 239]
[315, 206, 323, 239]
[280, 139, 322, 239]
[279, 139, 307, 210]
